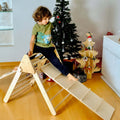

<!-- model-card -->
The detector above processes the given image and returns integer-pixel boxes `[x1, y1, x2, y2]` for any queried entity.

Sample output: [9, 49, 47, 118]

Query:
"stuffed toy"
[82, 32, 95, 50]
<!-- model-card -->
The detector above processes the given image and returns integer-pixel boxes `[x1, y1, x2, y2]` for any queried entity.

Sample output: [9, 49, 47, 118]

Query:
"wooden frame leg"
[33, 72, 56, 115]
[3, 67, 22, 103]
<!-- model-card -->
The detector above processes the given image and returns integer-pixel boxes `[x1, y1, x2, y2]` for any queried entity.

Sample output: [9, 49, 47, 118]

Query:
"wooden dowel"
[67, 83, 76, 90]
[29, 53, 37, 58]
[81, 89, 91, 101]
[17, 74, 32, 83]
[46, 83, 57, 92]
[50, 88, 64, 101]
[32, 58, 46, 67]
[14, 78, 32, 90]
[11, 83, 31, 96]
[54, 93, 70, 110]
[95, 99, 104, 112]
[10, 84, 32, 99]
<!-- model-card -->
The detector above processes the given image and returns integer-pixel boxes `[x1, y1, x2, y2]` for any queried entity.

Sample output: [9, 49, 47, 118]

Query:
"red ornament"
[106, 32, 113, 35]
[87, 36, 92, 38]
[56, 16, 59, 19]
[58, 21, 61, 23]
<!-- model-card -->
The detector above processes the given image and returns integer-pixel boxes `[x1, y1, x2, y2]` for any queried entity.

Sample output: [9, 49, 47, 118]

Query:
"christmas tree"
[52, 0, 81, 60]
[76, 32, 101, 79]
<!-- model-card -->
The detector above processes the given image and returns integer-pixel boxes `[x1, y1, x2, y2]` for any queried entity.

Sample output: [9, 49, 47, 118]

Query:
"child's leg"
[33, 46, 68, 75]
[44, 48, 78, 81]
[44, 47, 69, 76]
[33, 46, 78, 81]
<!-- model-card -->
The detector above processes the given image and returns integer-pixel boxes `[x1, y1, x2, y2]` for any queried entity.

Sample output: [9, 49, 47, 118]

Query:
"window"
[0, 0, 14, 45]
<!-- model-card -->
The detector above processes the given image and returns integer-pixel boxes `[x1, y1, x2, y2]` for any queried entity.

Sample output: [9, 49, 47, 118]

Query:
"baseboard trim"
[0, 62, 20, 67]
[101, 75, 120, 97]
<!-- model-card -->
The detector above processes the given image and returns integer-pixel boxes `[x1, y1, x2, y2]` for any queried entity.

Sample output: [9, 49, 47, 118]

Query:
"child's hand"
[28, 50, 33, 56]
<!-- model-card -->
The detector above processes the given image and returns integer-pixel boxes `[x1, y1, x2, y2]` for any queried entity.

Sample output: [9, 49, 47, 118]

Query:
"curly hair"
[32, 6, 52, 22]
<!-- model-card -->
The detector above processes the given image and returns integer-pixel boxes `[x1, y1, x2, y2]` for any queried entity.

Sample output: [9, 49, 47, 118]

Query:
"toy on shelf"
[76, 32, 100, 79]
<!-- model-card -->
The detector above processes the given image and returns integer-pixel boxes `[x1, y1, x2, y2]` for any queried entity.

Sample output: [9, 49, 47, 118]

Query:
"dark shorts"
[33, 45, 69, 76]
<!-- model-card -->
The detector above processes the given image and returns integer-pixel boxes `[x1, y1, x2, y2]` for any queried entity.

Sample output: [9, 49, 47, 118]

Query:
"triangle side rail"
[3, 67, 22, 103]
[33, 72, 56, 115]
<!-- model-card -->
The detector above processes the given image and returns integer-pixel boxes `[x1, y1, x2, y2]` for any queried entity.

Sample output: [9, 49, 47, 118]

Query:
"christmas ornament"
[58, 21, 61, 23]
[56, 15, 60, 19]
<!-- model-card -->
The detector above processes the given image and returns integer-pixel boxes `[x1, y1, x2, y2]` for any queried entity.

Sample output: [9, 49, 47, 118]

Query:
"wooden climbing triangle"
[1, 53, 114, 120]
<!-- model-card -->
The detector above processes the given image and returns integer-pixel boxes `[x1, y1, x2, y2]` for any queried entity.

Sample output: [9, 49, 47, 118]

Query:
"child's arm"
[28, 35, 35, 56]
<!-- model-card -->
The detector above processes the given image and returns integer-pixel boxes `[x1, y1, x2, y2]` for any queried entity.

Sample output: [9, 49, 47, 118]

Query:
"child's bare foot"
[67, 73, 78, 81]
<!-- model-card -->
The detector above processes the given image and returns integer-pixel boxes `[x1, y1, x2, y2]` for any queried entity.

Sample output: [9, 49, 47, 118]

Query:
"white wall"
[110, 0, 120, 35]
[1, 0, 120, 62]
[70, 0, 111, 57]
[0, 0, 56, 62]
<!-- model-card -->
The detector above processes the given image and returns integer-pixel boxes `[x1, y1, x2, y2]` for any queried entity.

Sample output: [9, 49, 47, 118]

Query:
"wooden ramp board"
[41, 63, 115, 120]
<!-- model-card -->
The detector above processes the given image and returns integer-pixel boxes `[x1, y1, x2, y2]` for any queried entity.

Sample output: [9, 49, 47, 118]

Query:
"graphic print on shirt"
[37, 32, 51, 44]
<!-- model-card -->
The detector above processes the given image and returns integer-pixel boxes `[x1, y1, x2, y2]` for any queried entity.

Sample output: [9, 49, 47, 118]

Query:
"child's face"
[40, 17, 49, 25]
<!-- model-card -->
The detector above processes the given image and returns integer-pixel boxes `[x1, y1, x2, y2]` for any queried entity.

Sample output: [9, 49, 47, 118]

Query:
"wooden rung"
[55, 75, 76, 90]
[41, 63, 61, 79]
[54, 93, 70, 110]
[11, 82, 32, 96]
[29, 53, 43, 60]
[31, 56, 45, 65]
[81, 88, 91, 100]
[15, 78, 33, 90]
[10, 84, 32, 100]
[42, 79, 47, 84]
[95, 98, 103, 111]
[46, 83, 57, 92]
[31, 53, 43, 59]
[34, 59, 47, 71]
[17, 74, 32, 83]
[96, 101, 114, 120]
[29, 53, 38, 58]
[32, 58, 44, 65]
[31, 58, 41, 65]
[50, 88, 64, 101]
[81, 91, 103, 110]
[68, 82, 89, 99]
[40, 62, 50, 69]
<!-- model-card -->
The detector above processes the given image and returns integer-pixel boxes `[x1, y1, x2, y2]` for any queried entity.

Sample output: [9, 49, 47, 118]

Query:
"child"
[28, 6, 78, 81]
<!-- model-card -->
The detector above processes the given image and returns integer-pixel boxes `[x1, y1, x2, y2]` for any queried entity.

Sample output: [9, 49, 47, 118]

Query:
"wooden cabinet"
[101, 35, 120, 97]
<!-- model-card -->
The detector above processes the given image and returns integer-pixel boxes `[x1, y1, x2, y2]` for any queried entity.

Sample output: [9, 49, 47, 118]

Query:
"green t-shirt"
[32, 22, 54, 48]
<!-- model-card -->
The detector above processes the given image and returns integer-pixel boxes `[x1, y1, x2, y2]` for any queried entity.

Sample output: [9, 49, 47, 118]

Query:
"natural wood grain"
[0, 62, 120, 120]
